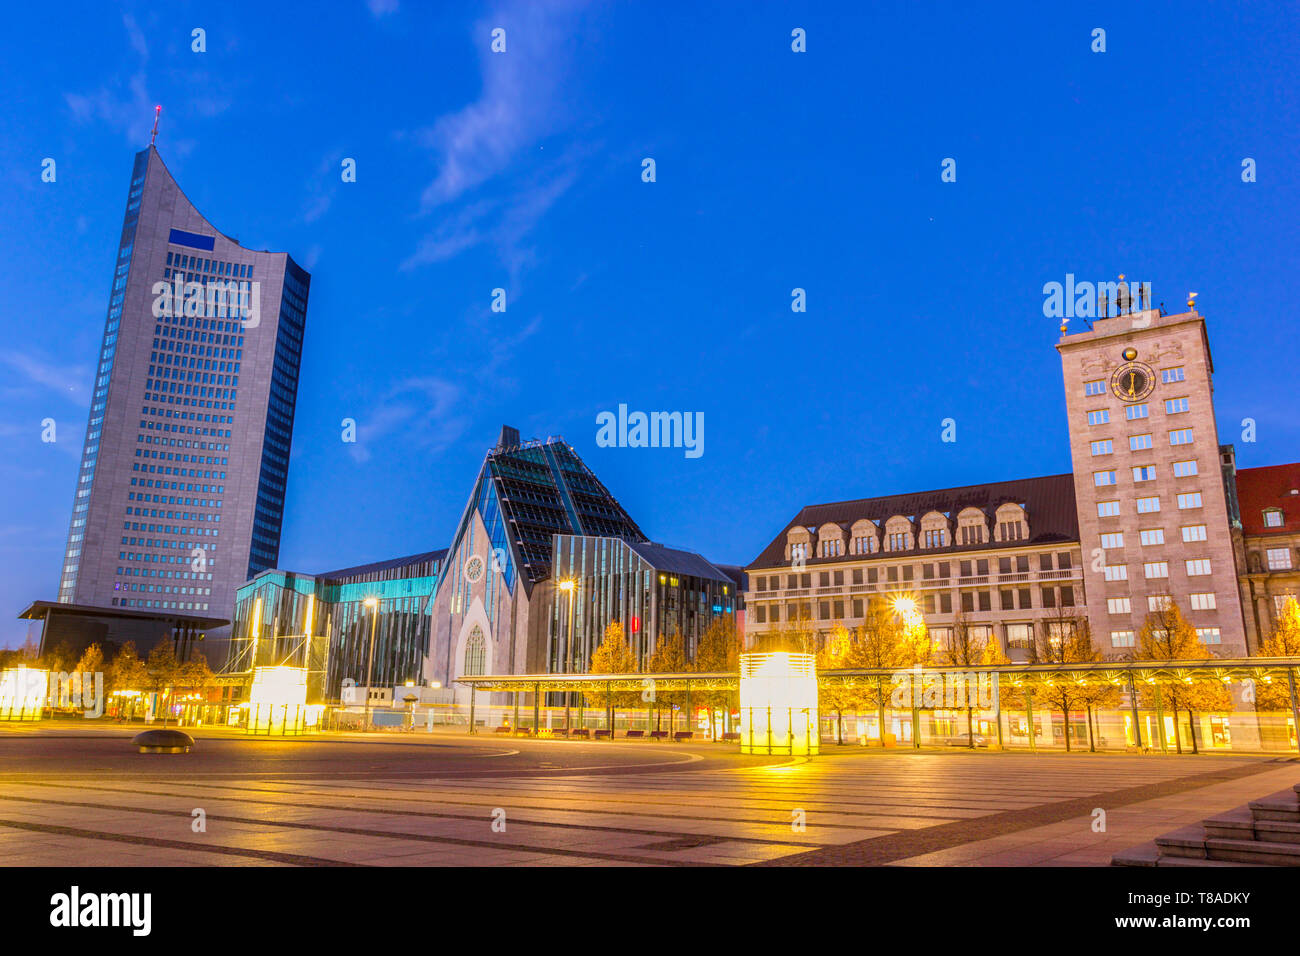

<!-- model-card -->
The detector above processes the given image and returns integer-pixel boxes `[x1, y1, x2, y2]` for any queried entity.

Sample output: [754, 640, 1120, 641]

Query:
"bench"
[594, 729, 612, 740]
[570, 728, 590, 738]
[721, 732, 741, 741]
[550, 727, 569, 737]
[672, 731, 694, 742]
[625, 730, 645, 739]
[493, 725, 513, 734]
[648, 730, 669, 740]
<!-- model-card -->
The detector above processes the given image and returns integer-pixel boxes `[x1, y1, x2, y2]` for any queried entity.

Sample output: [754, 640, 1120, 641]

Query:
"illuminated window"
[1190, 592, 1217, 610]
[1148, 594, 1173, 611]
[1111, 630, 1136, 647]
[1185, 558, 1212, 576]
[1107, 597, 1131, 614]
[1143, 561, 1169, 579]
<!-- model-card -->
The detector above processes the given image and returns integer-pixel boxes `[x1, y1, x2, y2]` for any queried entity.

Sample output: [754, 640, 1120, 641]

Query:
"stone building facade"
[745, 300, 1292, 660]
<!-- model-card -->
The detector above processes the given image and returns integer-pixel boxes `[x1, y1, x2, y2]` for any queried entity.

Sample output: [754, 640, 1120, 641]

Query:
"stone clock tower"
[1058, 293, 1247, 656]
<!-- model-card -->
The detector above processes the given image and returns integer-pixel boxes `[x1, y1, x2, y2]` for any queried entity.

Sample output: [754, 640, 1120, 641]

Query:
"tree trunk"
[1062, 705, 1071, 752]
[1086, 704, 1095, 752]
[1187, 708, 1199, 754]
[966, 706, 974, 748]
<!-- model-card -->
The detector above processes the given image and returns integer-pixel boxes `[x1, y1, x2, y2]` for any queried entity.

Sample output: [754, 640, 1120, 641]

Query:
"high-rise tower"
[56, 146, 310, 649]
[1058, 293, 1246, 655]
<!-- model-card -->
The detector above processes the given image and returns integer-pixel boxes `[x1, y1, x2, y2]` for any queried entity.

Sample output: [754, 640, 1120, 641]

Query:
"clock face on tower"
[1110, 361, 1156, 403]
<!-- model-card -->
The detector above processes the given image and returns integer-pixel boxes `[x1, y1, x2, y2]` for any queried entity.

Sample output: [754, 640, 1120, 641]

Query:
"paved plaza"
[0, 724, 1296, 866]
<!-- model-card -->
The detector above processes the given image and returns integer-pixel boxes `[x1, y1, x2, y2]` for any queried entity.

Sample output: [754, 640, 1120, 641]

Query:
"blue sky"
[1, 1, 1297, 647]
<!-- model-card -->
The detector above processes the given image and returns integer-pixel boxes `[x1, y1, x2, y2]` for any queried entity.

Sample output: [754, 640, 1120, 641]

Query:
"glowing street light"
[362, 597, 379, 732]
[891, 595, 923, 628]
[557, 578, 578, 714]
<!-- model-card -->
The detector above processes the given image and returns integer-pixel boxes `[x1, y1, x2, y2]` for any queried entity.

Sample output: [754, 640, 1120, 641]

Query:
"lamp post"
[559, 579, 576, 718]
[362, 597, 379, 732]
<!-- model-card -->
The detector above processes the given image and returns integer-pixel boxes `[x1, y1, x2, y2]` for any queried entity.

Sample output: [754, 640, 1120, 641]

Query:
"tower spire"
[149, 105, 161, 147]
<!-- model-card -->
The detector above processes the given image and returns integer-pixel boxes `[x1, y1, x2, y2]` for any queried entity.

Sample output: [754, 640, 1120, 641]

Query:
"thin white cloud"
[63, 15, 154, 143]
[123, 13, 149, 59]
[403, 158, 580, 278]
[0, 352, 89, 406]
[414, 0, 588, 209]
[347, 378, 469, 464]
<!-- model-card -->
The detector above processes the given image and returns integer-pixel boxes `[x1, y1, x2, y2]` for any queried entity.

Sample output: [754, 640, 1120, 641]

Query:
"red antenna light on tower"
[149, 105, 162, 147]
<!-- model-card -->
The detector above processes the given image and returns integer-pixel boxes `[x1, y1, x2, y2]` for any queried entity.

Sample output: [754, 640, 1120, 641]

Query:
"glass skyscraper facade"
[55, 146, 311, 657]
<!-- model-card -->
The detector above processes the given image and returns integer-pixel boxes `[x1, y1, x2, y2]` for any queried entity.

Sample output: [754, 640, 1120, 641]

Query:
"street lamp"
[558, 579, 577, 714]
[891, 595, 923, 628]
[362, 597, 379, 732]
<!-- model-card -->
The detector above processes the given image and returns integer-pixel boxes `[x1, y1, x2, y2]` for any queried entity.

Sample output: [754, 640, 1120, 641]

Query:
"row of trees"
[585, 617, 740, 736]
[1, 638, 214, 722]
[586, 595, 1300, 751]
[811, 596, 1300, 751]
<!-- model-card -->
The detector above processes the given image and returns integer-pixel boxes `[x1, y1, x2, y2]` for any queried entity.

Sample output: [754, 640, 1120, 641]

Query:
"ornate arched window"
[994, 503, 1029, 542]
[464, 626, 486, 676]
[884, 515, 914, 552]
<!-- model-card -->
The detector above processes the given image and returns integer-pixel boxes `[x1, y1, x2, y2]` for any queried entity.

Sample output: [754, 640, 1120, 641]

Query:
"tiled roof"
[1236, 463, 1300, 537]
[747, 473, 1079, 570]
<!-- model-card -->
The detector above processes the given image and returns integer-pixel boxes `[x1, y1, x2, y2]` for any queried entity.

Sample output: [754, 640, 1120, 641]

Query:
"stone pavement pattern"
[1, 729, 1295, 866]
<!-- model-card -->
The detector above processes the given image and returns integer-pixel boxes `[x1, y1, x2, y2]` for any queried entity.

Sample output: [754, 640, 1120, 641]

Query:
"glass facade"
[444, 435, 646, 598]
[228, 551, 444, 701]
[549, 535, 739, 672]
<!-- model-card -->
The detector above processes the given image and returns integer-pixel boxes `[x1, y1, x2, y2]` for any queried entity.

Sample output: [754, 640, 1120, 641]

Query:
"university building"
[43, 144, 311, 662]
[227, 427, 740, 704]
[744, 297, 1297, 659]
